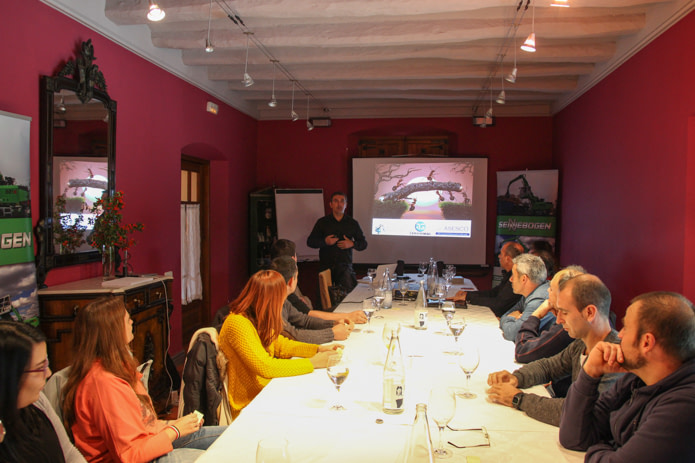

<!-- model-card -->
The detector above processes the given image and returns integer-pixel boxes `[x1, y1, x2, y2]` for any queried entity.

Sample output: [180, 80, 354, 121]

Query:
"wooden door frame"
[181, 155, 211, 347]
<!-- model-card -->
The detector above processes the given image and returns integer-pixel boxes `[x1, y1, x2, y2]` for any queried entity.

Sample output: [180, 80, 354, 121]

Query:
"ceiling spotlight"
[496, 90, 506, 105]
[485, 107, 494, 119]
[290, 81, 299, 121]
[506, 67, 518, 83]
[521, 33, 536, 52]
[146, 0, 165, 22]
[56, 95, 67, 113]
[268, 60, 278, 108]
[506, 36, 518, 83]
[521, 2, 536, 52]
[306, 95, 314, 131]
[241, 32, 254, 87]
[204, 0, 214, 52]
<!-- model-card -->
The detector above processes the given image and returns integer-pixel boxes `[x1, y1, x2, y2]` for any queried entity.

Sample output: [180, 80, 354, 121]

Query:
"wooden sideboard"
[38, 276, 173, 413]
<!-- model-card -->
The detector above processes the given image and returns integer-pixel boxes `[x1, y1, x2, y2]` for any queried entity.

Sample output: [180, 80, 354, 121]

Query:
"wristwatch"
[512, 392, 524, 409]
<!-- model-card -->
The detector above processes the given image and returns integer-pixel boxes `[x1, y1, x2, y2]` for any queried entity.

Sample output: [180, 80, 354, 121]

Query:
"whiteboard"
[274, 189, 325, 261]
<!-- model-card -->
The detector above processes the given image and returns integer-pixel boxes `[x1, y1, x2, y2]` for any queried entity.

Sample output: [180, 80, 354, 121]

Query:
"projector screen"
[352, 157, 487, 265]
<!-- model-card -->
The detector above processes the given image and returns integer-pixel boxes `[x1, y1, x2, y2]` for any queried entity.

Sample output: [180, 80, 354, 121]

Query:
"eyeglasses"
[447, 426, 490, 449]
[24, 359, 50, 375]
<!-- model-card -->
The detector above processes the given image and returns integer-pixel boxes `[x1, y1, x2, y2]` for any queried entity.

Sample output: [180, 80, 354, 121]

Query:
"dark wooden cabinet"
[357, 136, 450, 157]
[38, 276, 173, 412]
[249, 187, 277, 275]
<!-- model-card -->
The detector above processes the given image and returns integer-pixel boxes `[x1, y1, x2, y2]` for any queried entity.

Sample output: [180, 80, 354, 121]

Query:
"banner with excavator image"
[492, 170, 558, 285]
[0, 109, 39, 326]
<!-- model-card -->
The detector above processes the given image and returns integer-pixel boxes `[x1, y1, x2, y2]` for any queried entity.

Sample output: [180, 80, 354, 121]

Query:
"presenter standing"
[307, 191, 367, 292]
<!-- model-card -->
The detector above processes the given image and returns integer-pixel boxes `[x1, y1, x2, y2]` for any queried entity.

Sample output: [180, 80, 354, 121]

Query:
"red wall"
[256, 116, 554, 289]
[554, 10, 695, 320]
[0, 0, 258, 353]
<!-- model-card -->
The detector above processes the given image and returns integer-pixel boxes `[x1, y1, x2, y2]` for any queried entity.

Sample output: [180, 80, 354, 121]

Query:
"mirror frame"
[37, 70, 116, 286]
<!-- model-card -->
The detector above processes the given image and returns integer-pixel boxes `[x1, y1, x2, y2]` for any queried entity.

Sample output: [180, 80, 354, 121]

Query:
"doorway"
[180, 156, 210, 348]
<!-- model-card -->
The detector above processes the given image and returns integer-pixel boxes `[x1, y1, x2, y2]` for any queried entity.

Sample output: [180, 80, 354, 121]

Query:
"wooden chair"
[318, 269, 332, 310]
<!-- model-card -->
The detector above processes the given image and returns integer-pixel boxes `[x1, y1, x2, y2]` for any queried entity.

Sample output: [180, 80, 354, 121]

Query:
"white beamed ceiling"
[46, 0, 695, 120]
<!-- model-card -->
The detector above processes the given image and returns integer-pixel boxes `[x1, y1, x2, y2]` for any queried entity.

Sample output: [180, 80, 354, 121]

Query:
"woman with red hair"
[62, 296, 224, 462]
[219, 270, 339, 417]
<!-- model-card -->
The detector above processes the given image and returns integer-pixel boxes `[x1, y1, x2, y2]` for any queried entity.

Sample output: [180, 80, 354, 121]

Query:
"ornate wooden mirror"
[37, 40, 116, 286]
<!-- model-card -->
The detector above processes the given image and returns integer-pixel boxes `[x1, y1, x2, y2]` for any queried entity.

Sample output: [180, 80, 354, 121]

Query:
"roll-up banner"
[0, 109, 39, 325]
[493, 170, 558, 286]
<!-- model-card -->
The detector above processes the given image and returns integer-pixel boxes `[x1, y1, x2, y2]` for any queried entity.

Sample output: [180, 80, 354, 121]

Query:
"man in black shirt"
[307, 192, 367, 291]
[455, 241, 524, 317]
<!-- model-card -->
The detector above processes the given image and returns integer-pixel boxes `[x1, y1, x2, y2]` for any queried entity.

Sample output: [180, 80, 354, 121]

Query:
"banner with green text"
[493, 170, 558, 286]
[0, 109, 39, 325]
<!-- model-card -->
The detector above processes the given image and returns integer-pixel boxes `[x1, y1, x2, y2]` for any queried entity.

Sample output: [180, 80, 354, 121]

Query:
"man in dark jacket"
[560, 291, 695, 462]
[487, 274, 621, 426]
[307, 192, 367, 291]
[455, 241, 524, 317]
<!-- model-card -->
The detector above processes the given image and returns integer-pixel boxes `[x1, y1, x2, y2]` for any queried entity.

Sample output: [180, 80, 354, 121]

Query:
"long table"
[197, 278, 584, 462]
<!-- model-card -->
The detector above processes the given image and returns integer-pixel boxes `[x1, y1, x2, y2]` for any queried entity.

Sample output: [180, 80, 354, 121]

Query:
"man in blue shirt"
[499, 254, 550, 341]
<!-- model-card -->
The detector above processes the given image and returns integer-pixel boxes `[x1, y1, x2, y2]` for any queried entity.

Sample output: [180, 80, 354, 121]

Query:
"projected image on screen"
[371, 162, 474, 238]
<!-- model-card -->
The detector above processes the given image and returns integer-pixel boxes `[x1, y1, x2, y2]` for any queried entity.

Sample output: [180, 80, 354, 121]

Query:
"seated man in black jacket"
[455, 241, 524, 317]
[271, 239, 365, 324]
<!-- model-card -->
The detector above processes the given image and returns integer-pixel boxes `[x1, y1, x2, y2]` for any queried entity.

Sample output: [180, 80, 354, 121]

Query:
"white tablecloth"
[197, 282, 584, 463]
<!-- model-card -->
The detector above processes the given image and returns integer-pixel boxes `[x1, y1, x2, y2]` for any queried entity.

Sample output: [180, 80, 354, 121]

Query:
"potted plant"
[89, 191, 144, 279]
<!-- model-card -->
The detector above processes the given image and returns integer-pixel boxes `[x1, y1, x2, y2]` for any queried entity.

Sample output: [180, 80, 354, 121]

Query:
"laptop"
[373, 263, 398, 287]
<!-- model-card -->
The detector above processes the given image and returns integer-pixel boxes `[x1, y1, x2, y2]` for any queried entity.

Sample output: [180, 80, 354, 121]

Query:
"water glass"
[256, 437, 291, 463]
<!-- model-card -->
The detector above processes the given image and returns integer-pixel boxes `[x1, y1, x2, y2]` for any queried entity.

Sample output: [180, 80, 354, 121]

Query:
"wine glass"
[428, 387, 456, 459]
[367, 268, 377, 288]
[448, 316, 466, 354]
[256, 437, 291, 463]
[326, 354, 349, 411]
[458, 345, 480, 399]
[398, 278, 409, 304]
[362, 299, 376, 333]
[441, 301, 456, 326]
[435, 281, 446, 310]
[418, 261, 428, 277]
[373, 288, 385, 319]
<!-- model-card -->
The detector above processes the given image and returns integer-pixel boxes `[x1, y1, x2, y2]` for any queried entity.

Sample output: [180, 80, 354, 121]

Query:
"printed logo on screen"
[414, 221, 426, 232]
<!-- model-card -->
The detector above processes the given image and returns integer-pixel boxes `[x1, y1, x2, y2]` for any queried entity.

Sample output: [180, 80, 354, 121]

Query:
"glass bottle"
[382, 267, 393, 309]
[415, 280, 426, 308]
[403, 404, 435, 463]
[383, 329, 405, 414]
[426, 258, 437, 298]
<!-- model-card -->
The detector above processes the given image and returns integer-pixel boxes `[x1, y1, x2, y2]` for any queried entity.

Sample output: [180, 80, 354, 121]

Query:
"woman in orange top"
[219, 270, 340, 417]
[62, 297, 225, 462]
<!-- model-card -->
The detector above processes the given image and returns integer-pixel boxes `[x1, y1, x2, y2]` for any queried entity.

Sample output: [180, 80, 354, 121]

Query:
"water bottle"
[383, 267, 393, 309]
[383, 329, 405, 414]
[426, 258, 437, 298]
[403, 404, 435, 463]
[414, 280, 428, 330]
[415, 280, 426, 308]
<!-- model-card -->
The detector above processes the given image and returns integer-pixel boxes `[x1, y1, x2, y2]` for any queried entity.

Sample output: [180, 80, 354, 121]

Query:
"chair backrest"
[318, 269, 332, 310]
[44, 366, 71, 421]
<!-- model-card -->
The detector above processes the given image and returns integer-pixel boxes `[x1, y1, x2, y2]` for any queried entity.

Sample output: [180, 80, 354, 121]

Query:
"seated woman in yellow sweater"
[219, 270, 340, 418]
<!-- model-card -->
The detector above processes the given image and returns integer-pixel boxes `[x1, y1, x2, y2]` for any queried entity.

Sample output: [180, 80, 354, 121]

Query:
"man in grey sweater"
[272, 256, 353, 344]
[486, 274, 623, 426]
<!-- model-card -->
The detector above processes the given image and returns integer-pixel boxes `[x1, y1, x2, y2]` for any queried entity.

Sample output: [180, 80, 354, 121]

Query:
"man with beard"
[559, 291, 695, 461]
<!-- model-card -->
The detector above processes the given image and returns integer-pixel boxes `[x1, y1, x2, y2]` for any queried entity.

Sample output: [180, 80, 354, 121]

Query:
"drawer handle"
[132, 297, 143, 306]
[73, 305, 80, 316]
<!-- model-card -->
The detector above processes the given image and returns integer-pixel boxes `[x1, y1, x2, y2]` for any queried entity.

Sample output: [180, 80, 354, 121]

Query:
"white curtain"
[181, 204, 202, 304]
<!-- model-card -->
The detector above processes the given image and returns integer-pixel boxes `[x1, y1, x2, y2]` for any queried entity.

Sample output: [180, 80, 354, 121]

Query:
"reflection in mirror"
[51, 91, 109, 255]
[38, 40, 116, 287]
